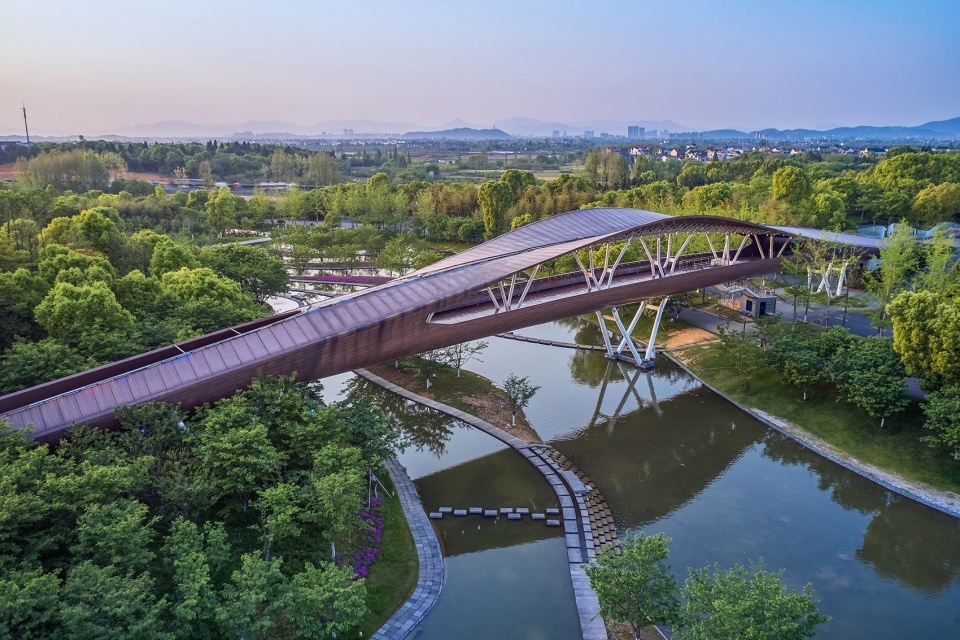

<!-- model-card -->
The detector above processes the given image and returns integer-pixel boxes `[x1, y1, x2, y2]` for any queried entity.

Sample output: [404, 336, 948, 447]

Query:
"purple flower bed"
[352, 496, 384, 579]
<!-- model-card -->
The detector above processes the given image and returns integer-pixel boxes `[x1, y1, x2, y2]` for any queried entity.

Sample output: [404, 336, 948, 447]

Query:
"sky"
[3, 0, 959, 136]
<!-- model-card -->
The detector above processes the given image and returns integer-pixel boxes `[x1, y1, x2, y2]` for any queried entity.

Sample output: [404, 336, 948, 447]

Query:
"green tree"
[150, 241, 199, 277]
[59, 561, 171, 640]
[583, 531, 680, 638]
[0, 564, 61, 639]
[216, 553, 288, 639]
[438, 340, 488, 377]
[865, 222, 918, 334]
[888, 291, 960, 388]
[921, 385, 960, 460]
[503, 374, 540, 425]
[830, 337, 908, 428]
[478, 180, 514, 239]
[283, 562, 367, 639]
[34, 281, 134, 344]
[199, 244, 288, 303]
[205, 186, 238, 238]
[769, 333, 824, 400]
[716, 324, 764, 389]
[676, 561, 828, 640]
[772, 166, 812, 205]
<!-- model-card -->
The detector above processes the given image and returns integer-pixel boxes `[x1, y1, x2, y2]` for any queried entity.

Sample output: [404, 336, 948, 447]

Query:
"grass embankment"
[678, 343, 960, 495]
[360, 472, 419, 636]
[367, 362, 543, 444]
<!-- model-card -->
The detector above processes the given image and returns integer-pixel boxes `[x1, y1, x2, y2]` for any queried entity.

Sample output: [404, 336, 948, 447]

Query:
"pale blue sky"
[3, 0, 958, 135]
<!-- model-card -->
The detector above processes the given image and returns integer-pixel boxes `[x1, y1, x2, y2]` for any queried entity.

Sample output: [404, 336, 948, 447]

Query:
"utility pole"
[22, 105, 30, 145]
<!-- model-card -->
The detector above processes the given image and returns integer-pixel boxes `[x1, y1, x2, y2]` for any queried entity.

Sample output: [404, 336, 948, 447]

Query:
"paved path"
[370, 458, 444, 640]
[357, 369, 608, 640]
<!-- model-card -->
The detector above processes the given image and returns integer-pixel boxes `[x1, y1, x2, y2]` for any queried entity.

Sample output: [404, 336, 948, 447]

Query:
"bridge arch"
[0, 209, 883, 440]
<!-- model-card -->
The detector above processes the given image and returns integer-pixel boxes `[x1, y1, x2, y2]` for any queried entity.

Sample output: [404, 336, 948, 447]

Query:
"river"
[323, 318, 960, 638]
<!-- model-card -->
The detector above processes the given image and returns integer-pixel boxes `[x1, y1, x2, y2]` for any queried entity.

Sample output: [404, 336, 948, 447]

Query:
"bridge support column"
[643, 296, 670, 364]
[595, 311, 616, 358]
[610, 306, 645, 366]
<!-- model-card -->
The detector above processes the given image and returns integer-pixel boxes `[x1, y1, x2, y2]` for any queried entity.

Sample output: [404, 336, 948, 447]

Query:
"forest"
[0, 374, 401, 639]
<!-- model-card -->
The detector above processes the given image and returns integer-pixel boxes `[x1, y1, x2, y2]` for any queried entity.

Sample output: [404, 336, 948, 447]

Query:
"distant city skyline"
[3, 0, 959, 137]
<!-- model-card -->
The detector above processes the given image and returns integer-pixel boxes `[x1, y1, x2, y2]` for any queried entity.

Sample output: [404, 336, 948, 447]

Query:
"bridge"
[0, 208, 886, 441]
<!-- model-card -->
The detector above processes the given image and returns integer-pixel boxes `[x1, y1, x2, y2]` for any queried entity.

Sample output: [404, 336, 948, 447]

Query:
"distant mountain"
[401, 127, 512, 140]
[104, 119, 426, 138]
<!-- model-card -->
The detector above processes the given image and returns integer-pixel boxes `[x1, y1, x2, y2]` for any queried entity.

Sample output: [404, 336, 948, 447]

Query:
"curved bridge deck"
[0, 209, 886, 441]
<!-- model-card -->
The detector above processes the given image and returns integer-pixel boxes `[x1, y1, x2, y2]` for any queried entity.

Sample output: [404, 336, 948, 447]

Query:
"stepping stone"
[429, 512, 442, 519]
[532, 513, 546, 520]
[546, 519, 561, 527]
[454, 509, 467, 516]
[469, 507, 483, 515]
[499, 507, 513, 514]
[507, 513, 521, 520]
[516, 508, 530, 515]
[546, 508, 560, 515]
[484, 510, 498, 517]
[438, 506, 453, 514]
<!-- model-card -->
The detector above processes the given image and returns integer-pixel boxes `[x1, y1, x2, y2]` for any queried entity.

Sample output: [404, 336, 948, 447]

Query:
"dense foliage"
[585, 533, 828, 639]
[0, 375, 401, 639]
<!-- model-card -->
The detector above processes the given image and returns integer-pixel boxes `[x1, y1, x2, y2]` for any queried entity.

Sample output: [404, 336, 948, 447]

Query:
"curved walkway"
[357, 368, 608, 640]
[371, 458, 444, 640]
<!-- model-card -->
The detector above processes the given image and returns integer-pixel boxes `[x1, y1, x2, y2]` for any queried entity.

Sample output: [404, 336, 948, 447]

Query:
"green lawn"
[682, 343, 960, 495]
[360, 472, 418, 636]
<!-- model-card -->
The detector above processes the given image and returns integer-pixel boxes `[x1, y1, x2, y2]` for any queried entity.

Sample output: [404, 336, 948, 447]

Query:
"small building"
[719, 286, 777, 318]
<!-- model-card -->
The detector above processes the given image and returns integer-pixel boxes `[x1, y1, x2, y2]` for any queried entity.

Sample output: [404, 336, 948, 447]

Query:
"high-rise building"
[552, 130, 560, 137]
[628, 125, 645, 139]
[584, 130, 595, 138]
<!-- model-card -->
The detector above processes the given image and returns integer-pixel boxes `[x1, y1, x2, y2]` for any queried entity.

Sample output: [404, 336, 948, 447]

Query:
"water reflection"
[460, 321, 960, 637]
[343, 376, 454, 456]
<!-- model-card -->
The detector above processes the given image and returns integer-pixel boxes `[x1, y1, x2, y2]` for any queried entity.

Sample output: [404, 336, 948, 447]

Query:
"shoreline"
[663, 349, 960, 519]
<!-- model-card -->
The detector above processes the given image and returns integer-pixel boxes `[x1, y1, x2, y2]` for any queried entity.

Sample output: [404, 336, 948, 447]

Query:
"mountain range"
[4, 116, 960, 141]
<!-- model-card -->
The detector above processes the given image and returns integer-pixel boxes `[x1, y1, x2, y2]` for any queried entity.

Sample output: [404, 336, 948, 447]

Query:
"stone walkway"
[370, 458, 444, 640]
[357, 368, 608, 640]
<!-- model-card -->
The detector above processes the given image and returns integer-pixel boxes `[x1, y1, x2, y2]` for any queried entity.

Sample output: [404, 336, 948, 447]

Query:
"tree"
[769, 333, 824, 400]
[438, 340, 488, 377]
[0, 564, 61, 639]
[150, 241, 199, 277]
[676, 561, 829, 640]
[503, 374, 540, 425]
[830, 337, 908, 428]
[478, 180, 513, 239]
[34, 281, 134, 344]
[889, 291, 960, 388]
[59, 561, 171, 640]
[866, 222, 918, 334]
[282, 562, 366, 638]
[195, 401, 284, 513]
[205, 186, 238, 238]
[772, 166, 812, 205]
[216, 553, 288, 639]
[583, 531, 679, 638]
[199, 244, 288, 303]
[198, 160, 214, 188]
[716, 324, 764, 390]
[921, 385, 960, 460]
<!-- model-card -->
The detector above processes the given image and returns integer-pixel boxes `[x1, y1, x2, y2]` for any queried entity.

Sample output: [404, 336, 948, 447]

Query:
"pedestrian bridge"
[0, 208, 886, 440]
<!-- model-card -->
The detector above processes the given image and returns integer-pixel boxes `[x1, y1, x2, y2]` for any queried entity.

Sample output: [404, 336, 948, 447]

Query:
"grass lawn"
[359, 472, 418, 636]
[681, 343, 960, 495]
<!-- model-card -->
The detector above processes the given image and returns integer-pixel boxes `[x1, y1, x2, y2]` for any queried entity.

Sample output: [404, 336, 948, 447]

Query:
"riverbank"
[585, 310, 960, 519]
[670, 343, 960, 518]
[366, 363, 543, 445]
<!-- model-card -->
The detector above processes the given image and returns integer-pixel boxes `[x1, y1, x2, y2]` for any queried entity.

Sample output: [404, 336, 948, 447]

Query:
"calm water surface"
[323, 318, 960, 638]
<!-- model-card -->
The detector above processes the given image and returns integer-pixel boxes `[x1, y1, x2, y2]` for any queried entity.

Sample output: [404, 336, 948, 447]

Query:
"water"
[322, 319, 960, 638]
